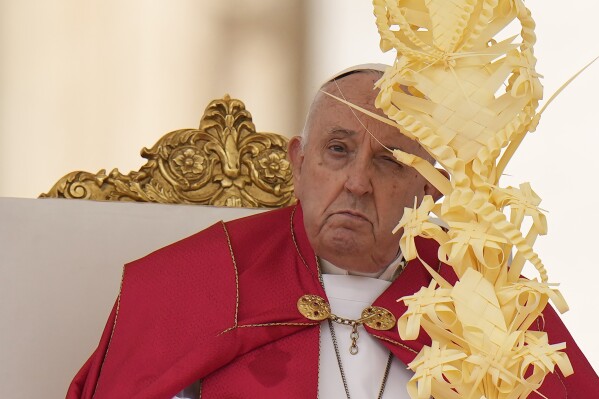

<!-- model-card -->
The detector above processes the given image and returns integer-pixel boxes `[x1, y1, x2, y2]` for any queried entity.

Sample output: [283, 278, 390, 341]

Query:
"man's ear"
[424, 168, 450, 202]
[287, 136, 305, 186]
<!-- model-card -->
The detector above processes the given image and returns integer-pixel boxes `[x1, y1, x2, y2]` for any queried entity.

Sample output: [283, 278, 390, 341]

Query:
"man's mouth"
[333, 210, 371, 223]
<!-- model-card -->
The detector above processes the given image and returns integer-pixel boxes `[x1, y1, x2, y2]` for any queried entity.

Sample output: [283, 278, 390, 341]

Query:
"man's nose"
[344, 158, 373, 196]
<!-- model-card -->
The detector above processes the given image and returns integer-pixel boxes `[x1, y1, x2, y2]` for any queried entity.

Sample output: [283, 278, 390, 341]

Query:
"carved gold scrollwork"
[41, 95, 295, 208]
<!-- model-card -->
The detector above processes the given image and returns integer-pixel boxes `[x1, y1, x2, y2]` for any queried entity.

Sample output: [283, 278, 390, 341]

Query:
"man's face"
[289, 72, 435, 273]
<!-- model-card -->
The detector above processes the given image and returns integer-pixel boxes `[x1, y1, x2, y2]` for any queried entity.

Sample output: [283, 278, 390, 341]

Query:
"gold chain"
[328, 312, 374, 354]
[328, 319, 393, 399]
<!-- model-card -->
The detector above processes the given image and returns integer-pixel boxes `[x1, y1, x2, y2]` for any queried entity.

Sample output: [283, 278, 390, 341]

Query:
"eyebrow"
[329, 126, 404, 153]
[328, 127, 358, 137]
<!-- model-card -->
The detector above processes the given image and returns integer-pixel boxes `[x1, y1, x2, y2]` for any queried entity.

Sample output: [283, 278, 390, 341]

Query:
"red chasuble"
[67, 205, 598, 399]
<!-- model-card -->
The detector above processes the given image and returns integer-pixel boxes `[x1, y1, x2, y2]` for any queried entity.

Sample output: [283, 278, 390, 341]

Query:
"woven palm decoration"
[370, 1, 573, 398]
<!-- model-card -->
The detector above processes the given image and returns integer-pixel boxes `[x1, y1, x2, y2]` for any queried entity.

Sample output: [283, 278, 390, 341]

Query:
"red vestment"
[67, 205, 599, 399]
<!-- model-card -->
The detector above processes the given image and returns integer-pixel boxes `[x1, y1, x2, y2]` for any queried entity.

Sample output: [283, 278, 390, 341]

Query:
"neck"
[319, 253, 405, 282]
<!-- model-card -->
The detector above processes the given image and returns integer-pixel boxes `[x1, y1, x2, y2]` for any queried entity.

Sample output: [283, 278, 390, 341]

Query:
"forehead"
[308, 73, 414, 149]
[318, 72, 381, 112]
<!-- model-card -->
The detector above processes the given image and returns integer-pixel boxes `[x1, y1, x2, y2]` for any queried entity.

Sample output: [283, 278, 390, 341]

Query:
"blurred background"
[1, 1, 597, 200]
[1, 0, 598, 370]
[0, 0, 398, 199]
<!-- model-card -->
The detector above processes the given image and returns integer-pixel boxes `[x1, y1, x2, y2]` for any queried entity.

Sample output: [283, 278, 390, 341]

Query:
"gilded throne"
[42, 94, 295, 208]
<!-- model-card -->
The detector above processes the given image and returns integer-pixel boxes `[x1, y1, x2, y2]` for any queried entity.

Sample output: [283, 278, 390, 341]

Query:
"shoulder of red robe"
[67, 205, 325, 399]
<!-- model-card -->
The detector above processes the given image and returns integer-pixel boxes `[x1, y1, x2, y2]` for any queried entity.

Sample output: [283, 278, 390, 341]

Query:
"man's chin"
[316, 237, 377, 270]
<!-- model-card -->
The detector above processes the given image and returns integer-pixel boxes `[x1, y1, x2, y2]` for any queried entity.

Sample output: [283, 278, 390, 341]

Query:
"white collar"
[319, 253, 405, 282]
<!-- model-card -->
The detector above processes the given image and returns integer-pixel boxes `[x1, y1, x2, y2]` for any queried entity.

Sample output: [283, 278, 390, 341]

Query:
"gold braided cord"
[370, 0, 573, 398]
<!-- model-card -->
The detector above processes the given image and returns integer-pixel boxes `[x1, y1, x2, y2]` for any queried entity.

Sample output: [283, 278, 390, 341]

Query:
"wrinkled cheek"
[373, 234, 402, 264]
[298, 199, 329, 249]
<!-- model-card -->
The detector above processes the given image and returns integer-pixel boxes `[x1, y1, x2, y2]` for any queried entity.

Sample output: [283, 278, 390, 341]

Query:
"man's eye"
[328, 144, 346, 153]
[379, 155, 404, 170]
[383, 156, 401, 166]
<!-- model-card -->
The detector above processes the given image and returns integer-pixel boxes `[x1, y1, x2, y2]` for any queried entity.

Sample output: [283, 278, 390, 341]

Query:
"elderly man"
[67, 67, 597, 399]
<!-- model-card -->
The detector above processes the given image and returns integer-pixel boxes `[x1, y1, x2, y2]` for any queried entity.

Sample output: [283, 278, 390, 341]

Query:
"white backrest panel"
[0, 197, 264, 398]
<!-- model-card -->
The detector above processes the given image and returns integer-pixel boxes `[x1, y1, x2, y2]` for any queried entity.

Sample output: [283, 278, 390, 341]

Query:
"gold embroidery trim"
[236, 322, 318, 329]
[371, 333, 418, 355]
[289, 205, 315, 275]
[219, 321, 318, 335]
[92, 265, 126, 398]
[220, 221, 239, 330]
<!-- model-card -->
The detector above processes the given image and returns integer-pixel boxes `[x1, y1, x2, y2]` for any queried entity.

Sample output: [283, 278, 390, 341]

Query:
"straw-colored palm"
[370, 1, 573, 398]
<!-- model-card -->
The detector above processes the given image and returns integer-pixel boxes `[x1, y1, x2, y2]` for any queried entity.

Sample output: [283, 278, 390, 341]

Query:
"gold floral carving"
[40, 95, 295, 208]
